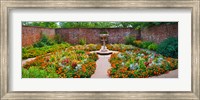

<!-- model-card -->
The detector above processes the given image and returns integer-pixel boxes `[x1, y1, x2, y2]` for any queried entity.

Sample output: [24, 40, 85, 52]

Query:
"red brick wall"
[22, 24, 178, 47]
[22, 26, 55, 46]
[107, 28, 138, 43]
[55, 28, 138, 44]
[141, 23, 178, 43]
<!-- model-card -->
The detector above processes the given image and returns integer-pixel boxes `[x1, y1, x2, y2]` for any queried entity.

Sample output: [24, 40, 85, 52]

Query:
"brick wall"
[55, 28, 138, 44]
[22, 23, 178, 47]
[22, 26, 55, 46]
[141, 23, 178, 43]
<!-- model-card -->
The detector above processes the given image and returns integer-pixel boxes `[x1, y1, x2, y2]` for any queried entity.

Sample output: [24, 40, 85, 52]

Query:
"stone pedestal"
[96, 34, 112, 55]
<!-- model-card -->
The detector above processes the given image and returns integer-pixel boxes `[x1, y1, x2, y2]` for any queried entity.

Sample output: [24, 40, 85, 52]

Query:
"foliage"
[22, 43, 70, 59]
[133, 40, 143, 47]
[79, 38, 87, 45]
[22, 22, 59, 28]
[88, 53, 99, 61]
[156, 37, 178, 58]
[22, 66, 59, 78]
[141, 41, 153, 49]
[125, 36, 136, 45]
[33, 34, 55, 48]
[23, 22, 177, 29]
[54, 34, 64, 44]
[148, 43, 158, 51]
[106, 44, 135, 52]
[131, 40, 158, 51]
[120, 22, 177, 30]
[22, 44, 100, 78]
[108, 47, 178, 78]
[59, 22, 117, 28]
[22, 66, 47, 78]
[84, 44, 102, 51]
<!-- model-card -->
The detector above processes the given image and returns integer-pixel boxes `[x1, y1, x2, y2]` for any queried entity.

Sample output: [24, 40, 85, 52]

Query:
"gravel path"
[91, 55, 111, 78]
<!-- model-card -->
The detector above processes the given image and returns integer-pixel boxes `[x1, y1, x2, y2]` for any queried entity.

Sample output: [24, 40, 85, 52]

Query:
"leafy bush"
[54, 34, 63, 44]
[141, 41, 153, 48]
[40, 34, 49, 43]
[33, 34, 56, 48]
[125, 36, 136, 45]
[76, 50, 85, 54]
[22, 66, 47, 78]
[156, 37, 178, 58]
[22, 43, 70, 59]
[79, 38, 87, 45]
[22, 66, 59, 78]
[133, 40, 142, 47]
[148, 43, 158, 51]
[33, 42, 45, 48]
[88, 53, 99, 61]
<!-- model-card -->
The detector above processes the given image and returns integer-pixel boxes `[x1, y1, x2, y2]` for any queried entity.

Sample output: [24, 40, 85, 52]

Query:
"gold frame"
[1, 0, 199, 99]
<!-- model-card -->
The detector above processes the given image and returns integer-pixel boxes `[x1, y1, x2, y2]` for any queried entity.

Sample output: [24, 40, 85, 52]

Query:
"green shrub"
[22, 66, 59, 78]
[46, 39, 55, 45]
[79, 38, 86, 45]
[138, 58, 146, 70]
[156, 37, 178, 58]
[33, 41, 45, 47]
[133, 40, 143, 47]
[148, 43, 158, 51]
[54, 34, 63, 44]
[141, 41, 153, 48]
[40, 34, 49, 43]
[22, 43, 70, 59]
[33, 34, 56, 48]
[125, 36, 136, 45]
[22, 66, 47, 78]
[22, 68, 30, 78]
[76, 50, 85, 54]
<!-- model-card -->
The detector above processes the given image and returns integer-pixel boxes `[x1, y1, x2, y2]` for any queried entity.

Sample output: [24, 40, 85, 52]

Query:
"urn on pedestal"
[97, 32, 112, 55]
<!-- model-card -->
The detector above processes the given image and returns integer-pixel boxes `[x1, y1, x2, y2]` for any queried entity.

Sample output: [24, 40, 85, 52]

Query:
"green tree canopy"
[22, 22, 177, 29]
[22, 22, 59, 28]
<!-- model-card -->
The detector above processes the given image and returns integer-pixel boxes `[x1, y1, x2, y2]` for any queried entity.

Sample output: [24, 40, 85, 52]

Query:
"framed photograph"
[1, 0, 199, 99]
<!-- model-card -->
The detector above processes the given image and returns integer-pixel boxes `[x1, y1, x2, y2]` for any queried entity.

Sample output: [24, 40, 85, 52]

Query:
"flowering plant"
[22, 44, 99, 78]
[108, 48, 178, 78]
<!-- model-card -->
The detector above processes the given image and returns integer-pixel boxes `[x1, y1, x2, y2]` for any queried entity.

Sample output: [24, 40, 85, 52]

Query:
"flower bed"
[22, 44, 100, 78]
[107, 45, 178, 78]
[22, 43, 71, 59]
[106, 44, 135, 52]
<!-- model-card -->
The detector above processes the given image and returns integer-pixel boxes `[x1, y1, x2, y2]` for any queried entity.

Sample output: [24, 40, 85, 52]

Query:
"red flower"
[144, 62, 149, 67]
[71, 62, 77, 68]
[61, 58, 70, 65]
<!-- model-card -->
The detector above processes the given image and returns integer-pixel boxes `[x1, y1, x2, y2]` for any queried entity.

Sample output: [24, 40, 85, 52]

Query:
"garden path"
[91, 55, 111, 78]
[22, 57, 36, 66]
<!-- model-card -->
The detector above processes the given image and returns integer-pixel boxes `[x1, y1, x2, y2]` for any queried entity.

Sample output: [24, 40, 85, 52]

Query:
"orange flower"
[111, 64, 116, 68]
[41, 63, 47, 68]
[82, 66, 86, 72]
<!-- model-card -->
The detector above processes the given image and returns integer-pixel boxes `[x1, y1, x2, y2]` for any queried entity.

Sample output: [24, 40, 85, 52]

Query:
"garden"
[22, 22, 178, 78]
